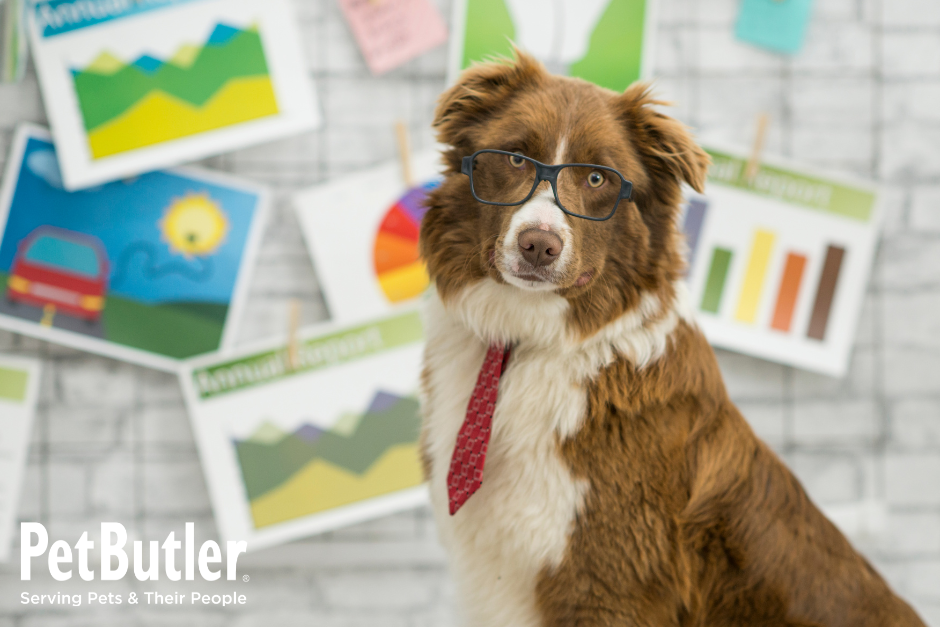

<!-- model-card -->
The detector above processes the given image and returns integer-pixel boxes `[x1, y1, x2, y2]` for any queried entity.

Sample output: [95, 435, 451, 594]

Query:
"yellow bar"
[735, 229, 776, 324]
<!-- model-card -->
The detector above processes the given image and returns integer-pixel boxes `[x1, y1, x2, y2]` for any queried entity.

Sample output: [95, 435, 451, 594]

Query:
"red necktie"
[447, 343, 512, 515]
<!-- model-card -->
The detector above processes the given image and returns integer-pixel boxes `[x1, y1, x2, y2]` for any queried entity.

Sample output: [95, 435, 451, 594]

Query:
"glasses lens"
[556, 165, 621, 219]
[470, 151, 538, 205]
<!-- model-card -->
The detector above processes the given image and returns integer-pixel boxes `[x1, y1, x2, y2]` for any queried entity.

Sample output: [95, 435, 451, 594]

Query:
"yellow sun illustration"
[160, 193, 229, 258]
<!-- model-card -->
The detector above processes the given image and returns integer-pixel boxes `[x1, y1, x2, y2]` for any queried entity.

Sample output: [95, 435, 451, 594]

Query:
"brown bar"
[771, 253, 807, 332]
[807, 245, 846, 341]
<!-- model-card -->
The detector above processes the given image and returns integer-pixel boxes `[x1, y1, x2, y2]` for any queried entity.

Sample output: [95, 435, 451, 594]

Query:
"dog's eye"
[508, 153, 526, 169]
[587, 171, 605, 188]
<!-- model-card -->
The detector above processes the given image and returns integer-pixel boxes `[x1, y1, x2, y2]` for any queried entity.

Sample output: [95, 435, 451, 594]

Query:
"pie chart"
[373, 180, 441, 303]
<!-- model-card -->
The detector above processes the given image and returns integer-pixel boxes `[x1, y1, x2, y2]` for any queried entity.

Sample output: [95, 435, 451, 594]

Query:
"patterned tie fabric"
[446, 343, 512, 515]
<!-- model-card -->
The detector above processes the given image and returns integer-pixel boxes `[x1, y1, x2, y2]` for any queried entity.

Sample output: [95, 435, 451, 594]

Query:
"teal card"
[735, 0, 815, 55]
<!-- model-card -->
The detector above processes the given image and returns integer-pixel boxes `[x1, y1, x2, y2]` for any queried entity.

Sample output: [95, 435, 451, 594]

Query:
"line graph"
[232, 391, 423, 528]
[71, 23, 279, 159]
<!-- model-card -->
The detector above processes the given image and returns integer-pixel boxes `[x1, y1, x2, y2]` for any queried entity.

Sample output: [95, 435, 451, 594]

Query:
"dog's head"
[421, 52, 709, 339]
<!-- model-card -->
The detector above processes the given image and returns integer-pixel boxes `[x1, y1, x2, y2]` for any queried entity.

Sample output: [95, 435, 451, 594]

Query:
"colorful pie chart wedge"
[373, 180, 441, 303]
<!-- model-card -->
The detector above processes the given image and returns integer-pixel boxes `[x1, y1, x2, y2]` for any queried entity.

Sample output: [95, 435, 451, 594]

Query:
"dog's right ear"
[434, 50, 544, 149]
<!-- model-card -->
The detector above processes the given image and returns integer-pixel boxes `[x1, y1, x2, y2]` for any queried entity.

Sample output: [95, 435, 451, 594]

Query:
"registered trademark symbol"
[243, 575, 250, 582]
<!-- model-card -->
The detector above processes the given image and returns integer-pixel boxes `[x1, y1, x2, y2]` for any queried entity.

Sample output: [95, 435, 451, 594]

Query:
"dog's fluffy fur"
[418, 53, 926, 627]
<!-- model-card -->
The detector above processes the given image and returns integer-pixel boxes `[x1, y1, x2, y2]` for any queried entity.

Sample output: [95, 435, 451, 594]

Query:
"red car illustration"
[6, 227, 109, 322]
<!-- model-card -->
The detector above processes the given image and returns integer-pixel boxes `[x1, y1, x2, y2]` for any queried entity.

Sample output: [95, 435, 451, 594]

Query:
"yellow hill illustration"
[168, 44, 201, 69]
[84, 52, 125, 75]
[249, 444, 424, 529]
[87, 76, 278, 159]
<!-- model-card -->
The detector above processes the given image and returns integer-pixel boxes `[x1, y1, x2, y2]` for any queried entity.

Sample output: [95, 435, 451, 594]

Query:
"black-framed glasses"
[460, 149, 633, 221]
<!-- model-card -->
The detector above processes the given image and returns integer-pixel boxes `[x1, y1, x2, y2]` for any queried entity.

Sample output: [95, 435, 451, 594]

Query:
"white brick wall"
[0, 0, 939, 624]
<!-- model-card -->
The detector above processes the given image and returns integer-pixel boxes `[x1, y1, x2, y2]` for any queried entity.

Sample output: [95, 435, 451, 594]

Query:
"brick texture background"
[1, 0, 939, 624]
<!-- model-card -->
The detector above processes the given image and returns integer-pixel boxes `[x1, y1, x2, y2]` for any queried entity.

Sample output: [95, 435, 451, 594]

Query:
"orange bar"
[770, 253, 807, 332]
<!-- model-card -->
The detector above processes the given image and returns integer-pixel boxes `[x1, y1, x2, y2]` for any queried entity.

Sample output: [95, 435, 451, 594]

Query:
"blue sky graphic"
[0, 137, 260, 305]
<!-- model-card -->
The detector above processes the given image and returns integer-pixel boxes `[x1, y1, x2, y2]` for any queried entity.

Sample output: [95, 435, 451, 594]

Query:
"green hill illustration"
[71, 23, 280, 159]
[233, 392, 421, 502]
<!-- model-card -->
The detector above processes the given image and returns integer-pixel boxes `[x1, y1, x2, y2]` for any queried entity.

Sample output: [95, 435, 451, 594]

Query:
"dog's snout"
[518, 228, 563, 267]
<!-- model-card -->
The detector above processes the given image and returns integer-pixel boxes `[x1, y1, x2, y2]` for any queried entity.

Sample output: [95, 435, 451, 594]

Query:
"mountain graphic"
[71, 23, 279, 159]
[233, 391, 421, 502]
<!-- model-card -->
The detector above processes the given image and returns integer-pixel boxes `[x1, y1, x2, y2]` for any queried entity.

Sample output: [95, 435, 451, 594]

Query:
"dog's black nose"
[518, 228, 563, 267]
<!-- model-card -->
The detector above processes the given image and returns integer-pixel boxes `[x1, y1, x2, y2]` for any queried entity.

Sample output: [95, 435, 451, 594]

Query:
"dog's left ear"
[618, 83, 710, 194]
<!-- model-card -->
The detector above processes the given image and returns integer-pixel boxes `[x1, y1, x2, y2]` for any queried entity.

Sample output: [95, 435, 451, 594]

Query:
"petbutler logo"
[20, 522, 248, 608]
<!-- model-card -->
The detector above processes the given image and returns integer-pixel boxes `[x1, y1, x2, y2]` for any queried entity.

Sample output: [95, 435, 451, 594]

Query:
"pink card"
[339, 0, 448, 76]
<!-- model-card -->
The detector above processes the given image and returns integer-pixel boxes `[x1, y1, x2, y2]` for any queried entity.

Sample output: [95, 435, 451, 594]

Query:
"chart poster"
[682, 145, 882, 377]
[28, 0, 320, 190]
[0, 354, 39, 562]
[0, 125, 268, 371]
[1, 0, 29, 82]
[294, 151, 443, 324]
[179, 310, 428, 550]
[448, 0, 656, 91]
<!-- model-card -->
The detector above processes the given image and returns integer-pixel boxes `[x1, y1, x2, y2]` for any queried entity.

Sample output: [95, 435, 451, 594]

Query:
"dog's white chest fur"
[420, 280, 688, 627]
[421, 289, 588, 627]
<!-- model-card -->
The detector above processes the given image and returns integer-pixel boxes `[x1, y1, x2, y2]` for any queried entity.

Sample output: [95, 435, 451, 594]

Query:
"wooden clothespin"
[395, 120, 415, 188]
[287, 298, 301, 371]
[744, 112, 770, 183]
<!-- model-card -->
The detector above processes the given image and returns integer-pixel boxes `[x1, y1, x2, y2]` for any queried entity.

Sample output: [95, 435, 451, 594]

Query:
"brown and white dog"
[417, 53, 927, 627]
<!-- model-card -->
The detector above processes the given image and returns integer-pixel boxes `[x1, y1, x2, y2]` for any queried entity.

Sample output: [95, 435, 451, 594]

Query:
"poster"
[0, 125, 268, 371]
[682, 145, 882, 377]
[1, 0, 28, 82]
[0, 354, 39, 562]
[448, 0, 657, 91]
[28, 0, 320, 190]
[294, 151, 443, 323]
[179, 310, 428, 550]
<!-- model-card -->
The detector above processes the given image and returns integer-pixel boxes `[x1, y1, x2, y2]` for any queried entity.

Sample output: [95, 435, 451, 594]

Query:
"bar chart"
[681, 147, 881, 376]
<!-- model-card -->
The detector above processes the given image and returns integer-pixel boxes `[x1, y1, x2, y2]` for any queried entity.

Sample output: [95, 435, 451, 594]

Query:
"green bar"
[701, 248, 733, 314]
[193, 311, 424, 399]
[705, 148, 876, 223]
[0, 366, 28, 402]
